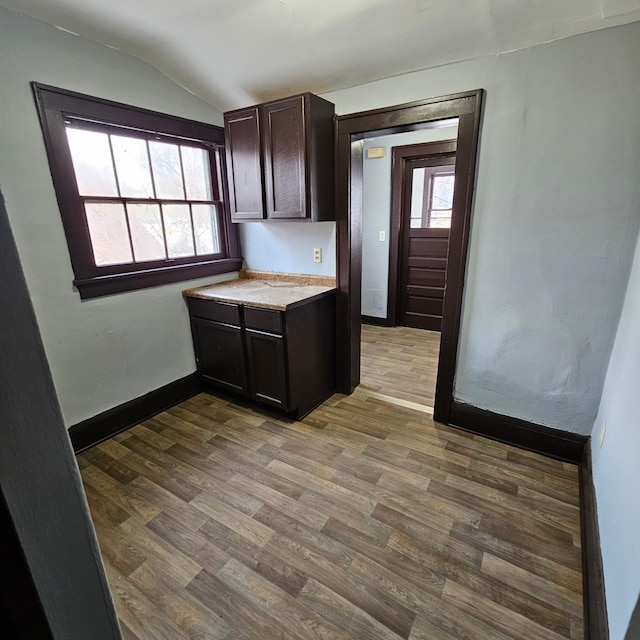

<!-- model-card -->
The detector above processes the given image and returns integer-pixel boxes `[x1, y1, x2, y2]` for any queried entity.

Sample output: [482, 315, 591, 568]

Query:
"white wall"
[0, 7, 235, 427]
[361, 125, 458, 318]
[239, 221, 335, 276]
[590, 226, 640, 640]
[3, 9, 640, 438]
[323, 22, 640, 434]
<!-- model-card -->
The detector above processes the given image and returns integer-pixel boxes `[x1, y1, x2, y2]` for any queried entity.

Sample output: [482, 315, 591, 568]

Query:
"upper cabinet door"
[224, 107, 265, 221]
[262, 96, 306, 220]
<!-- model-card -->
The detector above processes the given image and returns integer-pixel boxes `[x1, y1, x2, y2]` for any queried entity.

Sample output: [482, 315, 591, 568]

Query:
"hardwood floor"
[361, 324, 440, 408]
[79, 391, 583, 640]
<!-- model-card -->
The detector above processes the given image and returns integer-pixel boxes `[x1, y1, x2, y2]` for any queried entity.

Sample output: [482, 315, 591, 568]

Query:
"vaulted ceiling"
[2, 0, 640, 111]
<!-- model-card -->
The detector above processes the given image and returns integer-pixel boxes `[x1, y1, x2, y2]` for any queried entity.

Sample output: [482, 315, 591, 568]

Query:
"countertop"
[182, 270, 336, 311]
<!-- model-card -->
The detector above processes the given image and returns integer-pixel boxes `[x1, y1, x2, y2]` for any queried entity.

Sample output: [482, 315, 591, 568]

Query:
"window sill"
[73, 258, 243, 299]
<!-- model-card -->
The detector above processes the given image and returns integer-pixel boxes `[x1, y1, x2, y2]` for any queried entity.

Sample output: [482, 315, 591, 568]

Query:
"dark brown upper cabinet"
[224, 107, 264, 220]
[224, 93, 335, 222]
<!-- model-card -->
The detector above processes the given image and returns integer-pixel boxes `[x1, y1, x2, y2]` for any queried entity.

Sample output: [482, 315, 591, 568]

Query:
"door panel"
[407, 266, 446, 288]
[406, 256, 446, 270]
[398, 156, 455, 331]
[406, 285, 444, 299]
[408, 234, 450, 258]
[405, 296, 444, 316]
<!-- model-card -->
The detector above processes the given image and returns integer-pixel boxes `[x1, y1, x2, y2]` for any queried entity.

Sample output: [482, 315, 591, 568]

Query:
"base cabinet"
[188, 293, 335, 418]
[245, 329, 287, 408]
[190, 318, 248, 395]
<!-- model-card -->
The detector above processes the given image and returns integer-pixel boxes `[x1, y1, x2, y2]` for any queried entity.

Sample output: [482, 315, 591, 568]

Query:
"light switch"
[379, 231, 386, 242]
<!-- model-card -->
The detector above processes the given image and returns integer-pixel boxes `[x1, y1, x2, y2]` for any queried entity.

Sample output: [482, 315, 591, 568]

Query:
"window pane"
[66, 128, 118, 196]
[149, 141, 184, 199]
[85, 202, 132, 265]
[192, 204, 220, 255]
[181, 146, 212, 201]
[127, 203, 166, 262]
[112, 136, 154, 198]
[410, 167, 425, 221]
[430, 210, 452, 228]
[432, 175, 454, 209]
[162, 204, 194, 257]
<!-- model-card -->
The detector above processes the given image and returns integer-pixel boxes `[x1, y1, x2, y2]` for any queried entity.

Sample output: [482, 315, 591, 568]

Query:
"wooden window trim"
[32, 83, 241, 299]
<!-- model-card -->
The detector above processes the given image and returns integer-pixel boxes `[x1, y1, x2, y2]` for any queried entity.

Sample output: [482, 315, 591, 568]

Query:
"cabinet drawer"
[244, 306, 283, 334]
[188, 298, 241, 326]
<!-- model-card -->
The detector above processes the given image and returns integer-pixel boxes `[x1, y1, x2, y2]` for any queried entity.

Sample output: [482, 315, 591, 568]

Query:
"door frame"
[335, 89, 483, 424]
[387, 140, 457, 327]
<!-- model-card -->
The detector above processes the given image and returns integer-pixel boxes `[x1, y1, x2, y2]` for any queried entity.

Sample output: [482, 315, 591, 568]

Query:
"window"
[410, 166, 455, 229]
[33, 83, 241, 298]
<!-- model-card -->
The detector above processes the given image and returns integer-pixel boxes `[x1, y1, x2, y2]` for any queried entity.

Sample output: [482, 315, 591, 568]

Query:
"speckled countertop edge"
[239, 269, 336, 287]
[182, 270, 336, 311]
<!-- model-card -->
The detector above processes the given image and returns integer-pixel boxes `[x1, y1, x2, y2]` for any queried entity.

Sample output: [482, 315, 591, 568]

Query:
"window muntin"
[32, 83, 241, 298]
[65, 124, 222, 268]
[410, 167, 455, 229]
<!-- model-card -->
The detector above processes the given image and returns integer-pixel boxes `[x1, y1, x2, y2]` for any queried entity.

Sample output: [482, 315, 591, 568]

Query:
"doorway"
[359, 135, 457, 409]
[334, 90, 483, 424]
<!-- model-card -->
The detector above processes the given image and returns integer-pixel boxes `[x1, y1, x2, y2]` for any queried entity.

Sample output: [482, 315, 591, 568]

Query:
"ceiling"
[2, 0, 640, 111]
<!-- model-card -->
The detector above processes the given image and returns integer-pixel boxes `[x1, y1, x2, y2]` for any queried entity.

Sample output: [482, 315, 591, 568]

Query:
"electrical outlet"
[379, 231, 386, 242]
[313, 248, 322, 263]
[599, 420, 607, 447]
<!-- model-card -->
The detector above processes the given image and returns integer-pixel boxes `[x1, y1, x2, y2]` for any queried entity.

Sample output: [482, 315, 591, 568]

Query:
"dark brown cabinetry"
[224, 93, 335, 222]
[191, 318, 247, 394]
[187, 299, 248, 394]
[224, 108, 264, 220]
[245, 329, 287, 407]
[187, 293, 336, 418]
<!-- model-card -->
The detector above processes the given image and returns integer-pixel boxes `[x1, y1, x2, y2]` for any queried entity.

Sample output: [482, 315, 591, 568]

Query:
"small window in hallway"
[410, 167, 455, 229]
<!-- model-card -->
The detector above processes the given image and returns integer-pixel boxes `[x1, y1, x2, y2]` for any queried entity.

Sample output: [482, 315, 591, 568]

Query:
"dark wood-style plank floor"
[361, 325, 441, 407]
[79, 390, 583, 640]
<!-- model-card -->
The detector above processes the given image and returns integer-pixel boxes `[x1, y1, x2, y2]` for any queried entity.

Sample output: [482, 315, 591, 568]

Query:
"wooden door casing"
[335, 91, 484, 427]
